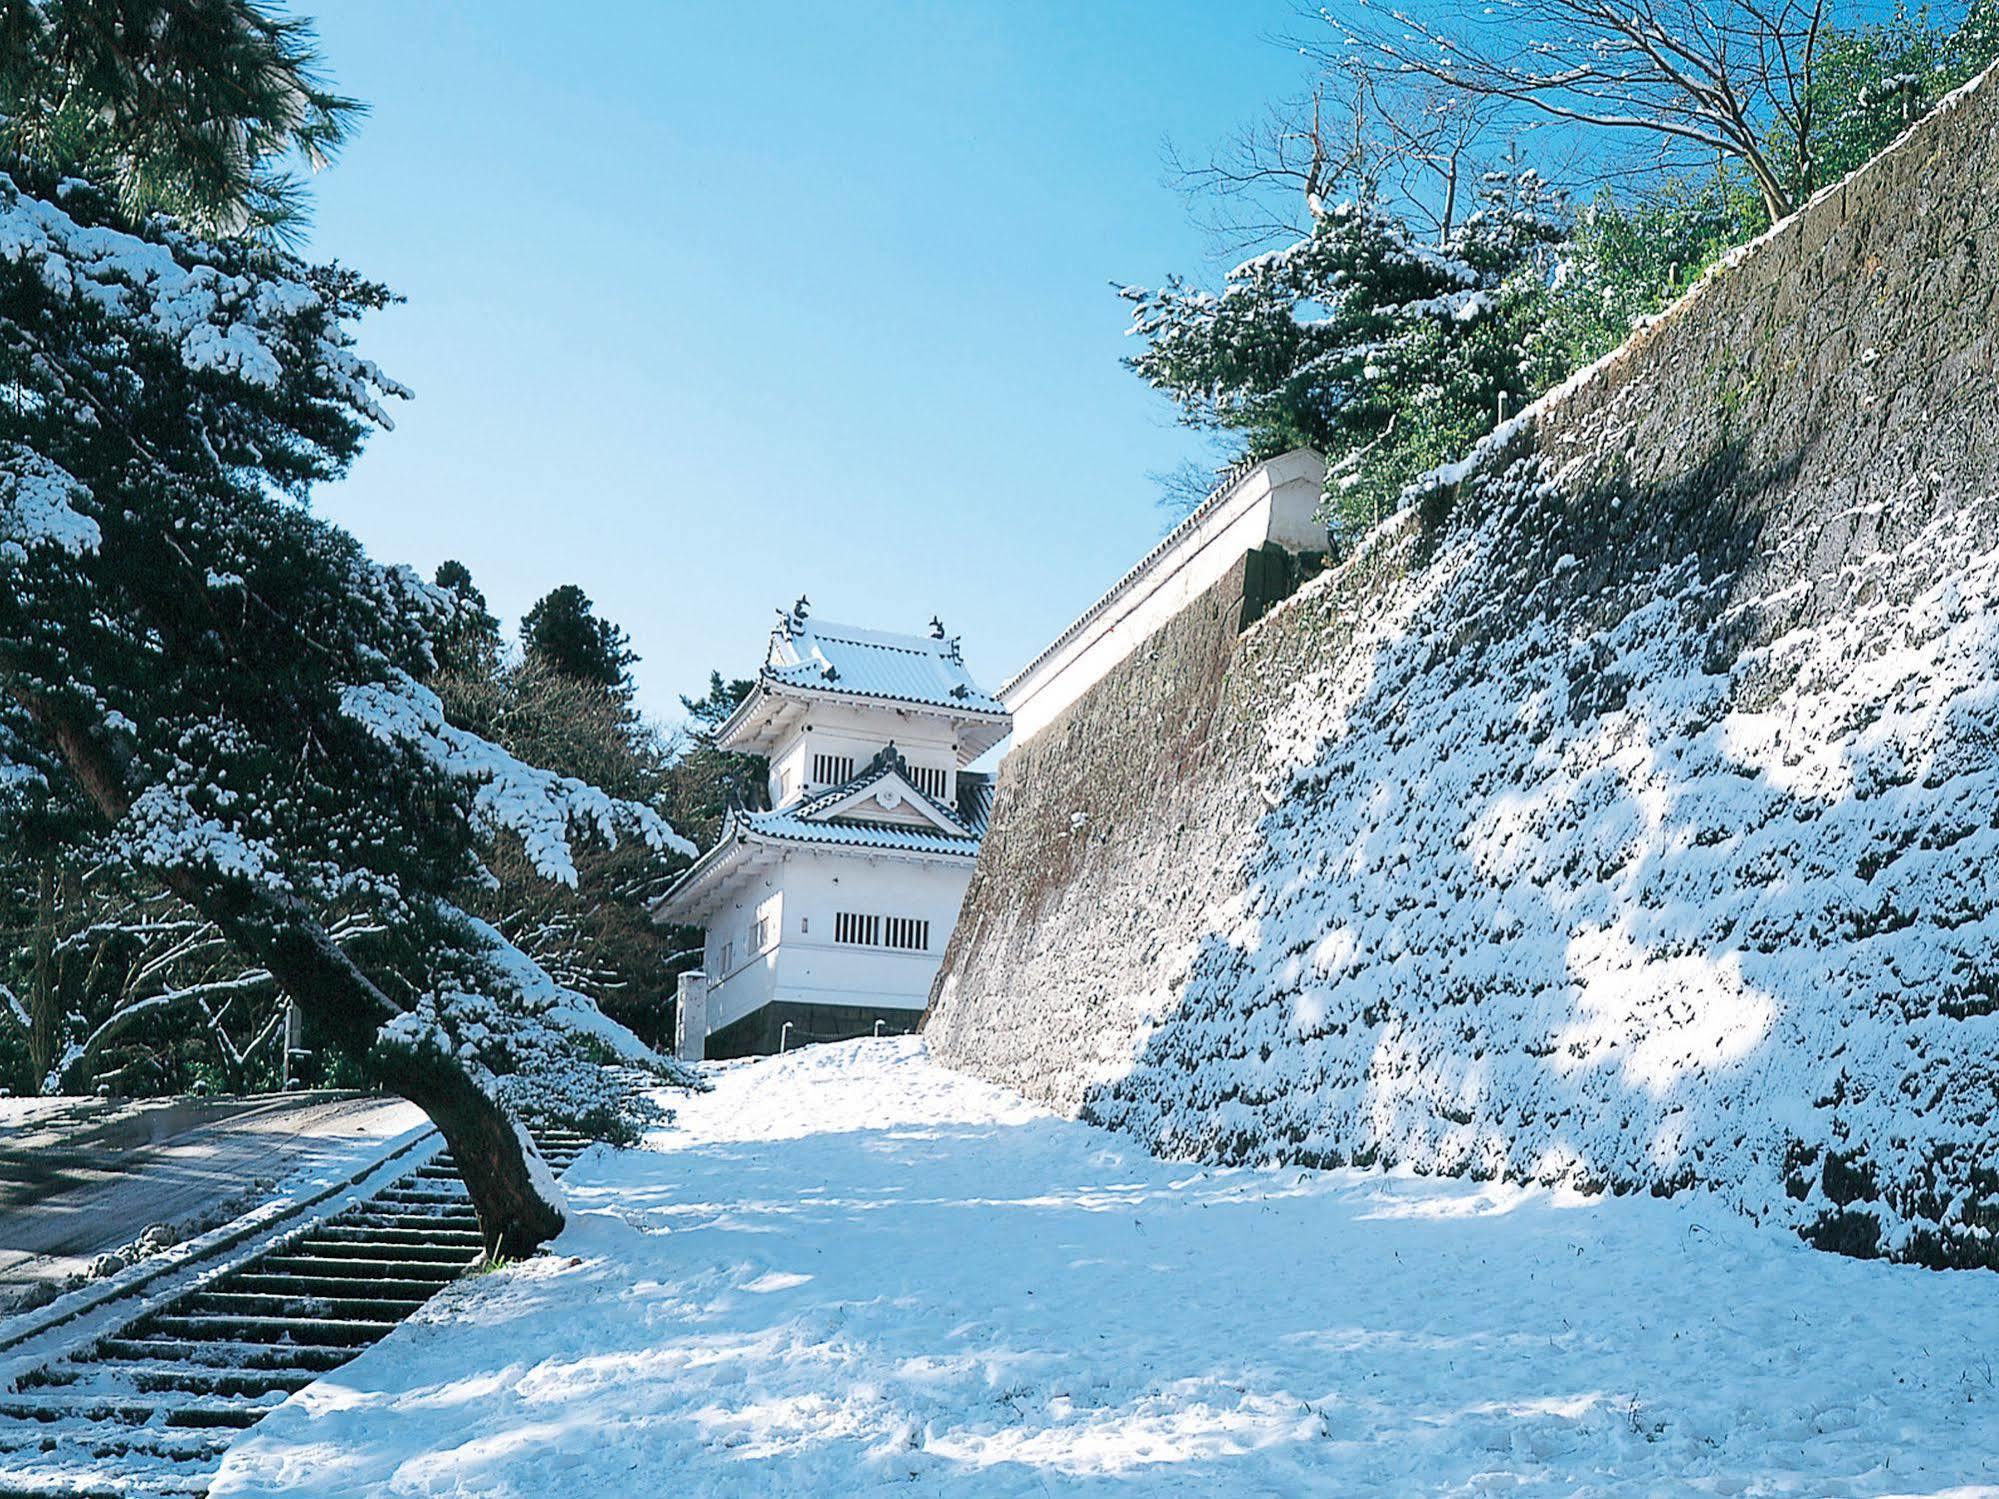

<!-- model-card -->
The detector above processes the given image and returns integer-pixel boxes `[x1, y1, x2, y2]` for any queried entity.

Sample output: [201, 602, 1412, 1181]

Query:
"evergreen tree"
[431, 558, 502, 677]
[0, 0, 359, 241]
[658, 671, 765, 852]
[680, 670, 755, 742]
[430, 654, 690, 1048]
[653, 669, 765, 1004]
[1121, 172, 1566, 536]
[0, 169, 691, 1255]
[1805, 1, 1999, 187]
[521, 584, 637, 694]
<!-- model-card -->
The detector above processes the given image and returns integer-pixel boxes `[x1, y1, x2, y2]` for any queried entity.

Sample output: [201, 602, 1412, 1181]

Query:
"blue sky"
[303, 1, 1310, 723]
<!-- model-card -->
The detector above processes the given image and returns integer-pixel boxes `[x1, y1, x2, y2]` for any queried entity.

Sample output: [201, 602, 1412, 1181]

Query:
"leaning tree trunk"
[14, 686, 564, 1257]
[189, 886, 565, 1258]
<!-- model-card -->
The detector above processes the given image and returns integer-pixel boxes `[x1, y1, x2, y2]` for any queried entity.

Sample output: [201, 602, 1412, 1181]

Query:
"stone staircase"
[0, 1127, 589, 1498]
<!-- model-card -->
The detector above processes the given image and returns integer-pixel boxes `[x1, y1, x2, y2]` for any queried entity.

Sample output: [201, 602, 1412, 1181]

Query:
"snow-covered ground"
[213, 1040, 1999, 1496]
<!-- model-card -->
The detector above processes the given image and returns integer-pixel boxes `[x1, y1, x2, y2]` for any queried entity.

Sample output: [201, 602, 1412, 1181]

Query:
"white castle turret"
[652, 599, 1008, 1059]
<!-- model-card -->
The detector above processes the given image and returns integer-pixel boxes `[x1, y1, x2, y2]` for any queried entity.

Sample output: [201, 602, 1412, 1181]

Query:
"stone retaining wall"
[926, 68, 1999, 1266]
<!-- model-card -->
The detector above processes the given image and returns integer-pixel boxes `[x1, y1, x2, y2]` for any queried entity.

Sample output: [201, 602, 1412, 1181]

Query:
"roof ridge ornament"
[928, 615, 947, 639]
[776, 595, 811, 638]
[861, 741, 908, 778]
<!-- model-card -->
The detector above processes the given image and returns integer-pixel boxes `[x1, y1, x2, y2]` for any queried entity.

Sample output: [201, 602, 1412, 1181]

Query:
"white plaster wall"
[770, 849, 974, 1011]
[697, 848, 976, 1032]
[1003, 450, 1325, 746]
[767, 700, 964, 806]
[702, 884, 785, 1033]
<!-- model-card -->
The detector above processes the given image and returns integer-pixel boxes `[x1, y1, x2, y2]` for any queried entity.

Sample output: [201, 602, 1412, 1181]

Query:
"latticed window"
[908, 765, 948, 801]
[834, 912, 879, 946]
[834, 912, 929, 950]
[812, 753, 855, 786]
[884, 916, 930, 951]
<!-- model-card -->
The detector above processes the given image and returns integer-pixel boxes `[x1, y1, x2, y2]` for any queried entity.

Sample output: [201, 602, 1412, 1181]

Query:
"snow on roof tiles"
[737, 807, 981, 857]
[654, 745, 986, 921]
[762, 612, 1006, 716]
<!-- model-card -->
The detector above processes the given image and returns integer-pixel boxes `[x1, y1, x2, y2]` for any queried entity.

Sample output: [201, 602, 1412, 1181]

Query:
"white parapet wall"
[1001, 449, 1326, 746]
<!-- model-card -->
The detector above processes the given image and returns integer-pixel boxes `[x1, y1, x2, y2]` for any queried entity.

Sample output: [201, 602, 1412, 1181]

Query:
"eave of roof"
[653, 750, 987, 925]
[714, 674, 1009, 759]
[739, 809, 981, 857]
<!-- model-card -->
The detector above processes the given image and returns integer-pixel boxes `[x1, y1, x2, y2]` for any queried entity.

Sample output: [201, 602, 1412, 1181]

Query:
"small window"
[908, 765, 948, 801]
[834, 913, 929, 951]
[884, 916, 930, 951]
[716, 940, 734, 973]
[751, 915, 772, 954]
[833, 911, 880, 946]
[812, 753, 855, 786]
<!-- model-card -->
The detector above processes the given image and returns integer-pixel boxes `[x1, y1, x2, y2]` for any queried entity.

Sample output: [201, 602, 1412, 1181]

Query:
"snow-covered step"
[176, 1291, 429, 1322]
[253, 1251, 463, 1281]
[0, 1121, 601, 1497]
[302, 1230, 485, 1256]
[134, 1314, 407, 1349]
[335, 1213, 482, 1235]
[222, 1272, 450, 1302]
[89, 1335, 357, 1372]
[0, 1452, 218, 1499]
[16, 1361, 317, 1400]
[0, 1419, 234, 1460]
[373, 1185, 472, 1205]
[277, 1247, 479, 1271]
[0, 1391, 281, 1428]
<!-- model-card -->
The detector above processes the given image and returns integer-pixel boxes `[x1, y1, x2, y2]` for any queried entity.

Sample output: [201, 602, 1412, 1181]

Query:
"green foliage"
[432, 558, 501, 677]
[0, 0, 360, 241]
[1518, 175, 1768, 399]
[1806, 2, 1999, 189]
[521, 583, 638, 695]
[431, 598, 685, 1047]
[680, 670, 755, 741]
[0, 160, 687, 1157]
[1121, 174, 1565, 538]
[1130, 0, 1999, 545]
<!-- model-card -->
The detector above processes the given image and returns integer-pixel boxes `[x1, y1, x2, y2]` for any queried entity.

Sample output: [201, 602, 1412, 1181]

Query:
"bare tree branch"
[1329, 0, 1835, 221]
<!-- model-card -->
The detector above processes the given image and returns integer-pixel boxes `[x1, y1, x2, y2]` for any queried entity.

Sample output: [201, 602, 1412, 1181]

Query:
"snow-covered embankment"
[926, 66, 1999, 1267]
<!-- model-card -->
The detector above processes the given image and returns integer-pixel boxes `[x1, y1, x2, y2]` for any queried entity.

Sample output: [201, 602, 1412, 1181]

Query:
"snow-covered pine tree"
[0, 168, 695, 1254]
[428, 591, 688, 1053]
[1120, 172, 1566, 536]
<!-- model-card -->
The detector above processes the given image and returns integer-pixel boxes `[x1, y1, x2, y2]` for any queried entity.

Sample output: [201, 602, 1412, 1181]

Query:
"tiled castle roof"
[759, 607, 1006, 717]
[655, 745, 986, 921]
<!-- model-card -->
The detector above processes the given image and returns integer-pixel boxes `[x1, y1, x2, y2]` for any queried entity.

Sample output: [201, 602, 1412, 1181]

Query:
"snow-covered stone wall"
[926, 68, 1999, 1268]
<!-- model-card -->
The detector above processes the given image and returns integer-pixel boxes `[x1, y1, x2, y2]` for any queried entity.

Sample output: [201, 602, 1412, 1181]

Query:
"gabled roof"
[796, 750, 974, 837]
[651, 745, 984, 925]
[714, 605, 1009, 758]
